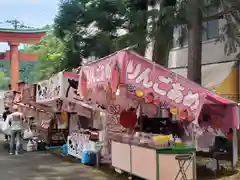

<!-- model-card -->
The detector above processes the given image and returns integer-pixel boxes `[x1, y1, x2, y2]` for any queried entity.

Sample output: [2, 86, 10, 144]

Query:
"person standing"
[2, 107, 11, 141]
[6, 105, 24, 155]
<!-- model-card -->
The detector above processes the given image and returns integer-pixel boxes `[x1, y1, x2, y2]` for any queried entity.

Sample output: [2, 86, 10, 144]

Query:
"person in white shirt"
[6, 105, 24, 155]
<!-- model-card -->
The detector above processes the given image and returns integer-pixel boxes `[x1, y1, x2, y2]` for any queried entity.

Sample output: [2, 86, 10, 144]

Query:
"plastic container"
[152, 135, 172, 141]
[174, 142, 185, 148]
[81, 151, 96, 165]
[62, 144, 68, 155]
[27, 140, 37, 152]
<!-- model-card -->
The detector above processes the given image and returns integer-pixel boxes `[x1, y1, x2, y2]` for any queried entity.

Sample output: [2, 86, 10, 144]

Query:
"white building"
[145, 5, 239, 101]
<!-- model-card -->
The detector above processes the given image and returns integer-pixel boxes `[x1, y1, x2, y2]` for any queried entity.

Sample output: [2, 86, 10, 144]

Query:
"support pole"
[9, 42, 20, 91]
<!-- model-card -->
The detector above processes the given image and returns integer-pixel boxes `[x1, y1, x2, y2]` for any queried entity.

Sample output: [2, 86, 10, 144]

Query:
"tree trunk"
[129, 0, 149, 56]
[152, 38, 172, 67]
[187, 0, 202, 84]
[151, 0, 175, 67]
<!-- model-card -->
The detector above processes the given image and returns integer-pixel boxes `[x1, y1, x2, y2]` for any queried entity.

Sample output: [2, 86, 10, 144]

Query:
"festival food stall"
[35, 71, 103, 161]
[2, 83, 51, 151]
[77, 50, 239, 180]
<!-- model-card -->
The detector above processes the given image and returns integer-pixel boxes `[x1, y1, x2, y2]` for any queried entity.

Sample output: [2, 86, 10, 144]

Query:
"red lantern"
[120, 110, 137, 129]
[80, 72, 88, 98]
[111, 62, 120, 94]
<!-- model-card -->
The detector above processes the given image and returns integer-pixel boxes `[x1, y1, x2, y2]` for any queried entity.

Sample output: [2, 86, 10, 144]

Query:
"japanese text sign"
[122, 51, 206, 117]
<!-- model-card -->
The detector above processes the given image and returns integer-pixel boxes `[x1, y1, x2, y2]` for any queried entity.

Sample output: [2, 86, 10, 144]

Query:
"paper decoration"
[179, 109, 188, 121]
[110, 62, 120, 94]
[170, 107, 178, 115]
[135, 89, 144, 97]
[107, 104, 125, 132]
[159, 100, 169, 109]
[127, 84, 136, 92]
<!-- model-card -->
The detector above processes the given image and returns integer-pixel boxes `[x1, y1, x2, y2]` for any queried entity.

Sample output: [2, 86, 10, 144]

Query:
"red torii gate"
[0, 28, 46, 90]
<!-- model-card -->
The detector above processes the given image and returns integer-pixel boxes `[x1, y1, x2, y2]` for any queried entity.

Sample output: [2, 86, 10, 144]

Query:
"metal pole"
[192, 123, 197, 180]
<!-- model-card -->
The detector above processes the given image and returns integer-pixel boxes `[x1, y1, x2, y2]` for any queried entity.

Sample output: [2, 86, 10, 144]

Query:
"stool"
[175, 154, 193, 180]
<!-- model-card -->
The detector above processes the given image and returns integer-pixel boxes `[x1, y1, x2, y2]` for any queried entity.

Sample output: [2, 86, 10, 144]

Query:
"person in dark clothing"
[2, 107, 11, 141]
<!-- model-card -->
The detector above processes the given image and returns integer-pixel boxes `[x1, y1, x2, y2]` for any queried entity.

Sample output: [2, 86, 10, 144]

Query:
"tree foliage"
[151, 0, 240, 83]
[0, 72, 10, 90]
[54, 0, 149, 68]
[29, 0, 240, 85]
[25, 31, 65, 82]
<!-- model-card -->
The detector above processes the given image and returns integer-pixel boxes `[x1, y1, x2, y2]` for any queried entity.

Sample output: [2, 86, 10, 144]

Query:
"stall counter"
[112, 140, 195, 180]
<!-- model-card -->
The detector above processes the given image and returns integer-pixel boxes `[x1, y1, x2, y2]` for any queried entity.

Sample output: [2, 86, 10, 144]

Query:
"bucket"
[62, 144, 68, 155]
[81, 151, 96, 165]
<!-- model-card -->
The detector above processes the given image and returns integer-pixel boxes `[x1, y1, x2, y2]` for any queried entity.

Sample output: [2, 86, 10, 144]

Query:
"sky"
[0, 0, 59, 51]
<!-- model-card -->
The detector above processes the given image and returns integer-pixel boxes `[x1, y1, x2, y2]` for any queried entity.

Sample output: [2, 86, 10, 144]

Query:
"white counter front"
[111, 141, 194, 180]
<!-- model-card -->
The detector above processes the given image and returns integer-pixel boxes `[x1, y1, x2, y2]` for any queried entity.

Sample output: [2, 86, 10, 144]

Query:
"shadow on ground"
[0, 134, 115, 180]
[0, 130, 239, 180]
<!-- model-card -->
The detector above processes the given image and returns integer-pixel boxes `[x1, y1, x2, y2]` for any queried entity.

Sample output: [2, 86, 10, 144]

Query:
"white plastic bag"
[206, 159, 217, 171]
[27, 140, 36, 152]
[23, 128, 33, 139]
[1, 121, 10, 135]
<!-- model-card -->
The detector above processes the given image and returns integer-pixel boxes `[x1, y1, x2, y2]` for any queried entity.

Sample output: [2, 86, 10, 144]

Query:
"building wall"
[166, 18, 240, 102]
[168, 39, 236, 68]
[168, 18, 238, 68]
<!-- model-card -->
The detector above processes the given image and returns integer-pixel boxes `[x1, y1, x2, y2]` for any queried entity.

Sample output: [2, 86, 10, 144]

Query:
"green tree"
[25, 31, 65, 82]
[54, 0, 149, 67]
[54, 0, 240, 85]
[148, 0, 177, 66]
[0, 72, 10, 90]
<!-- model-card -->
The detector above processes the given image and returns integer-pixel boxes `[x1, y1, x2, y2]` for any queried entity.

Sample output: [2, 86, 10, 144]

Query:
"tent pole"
[233, 128, 238, 168]
[139, 100, 143, 132]
[191, 123, 197, 180]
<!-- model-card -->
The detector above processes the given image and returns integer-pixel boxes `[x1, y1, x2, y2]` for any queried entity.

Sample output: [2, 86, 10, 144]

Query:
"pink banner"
[121, 51, 206, 117]
[79, 53, 119, 87]
[78, 50, 236, 119]
[77, 50, 238, 130]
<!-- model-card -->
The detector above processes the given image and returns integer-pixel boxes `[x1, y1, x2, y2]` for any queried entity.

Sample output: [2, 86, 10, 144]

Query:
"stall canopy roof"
[79, 50, 237, 113]
[133, 51, 237, 105]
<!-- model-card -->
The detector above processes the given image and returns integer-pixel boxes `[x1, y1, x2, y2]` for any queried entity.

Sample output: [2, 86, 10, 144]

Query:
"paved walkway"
[0, 134, 114, 180]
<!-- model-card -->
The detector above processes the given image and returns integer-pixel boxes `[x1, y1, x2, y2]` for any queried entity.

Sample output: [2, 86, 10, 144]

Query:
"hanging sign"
[78, 55, 118, 88]
[124, 51, 206, 118]
[36, 72, 62, 103]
